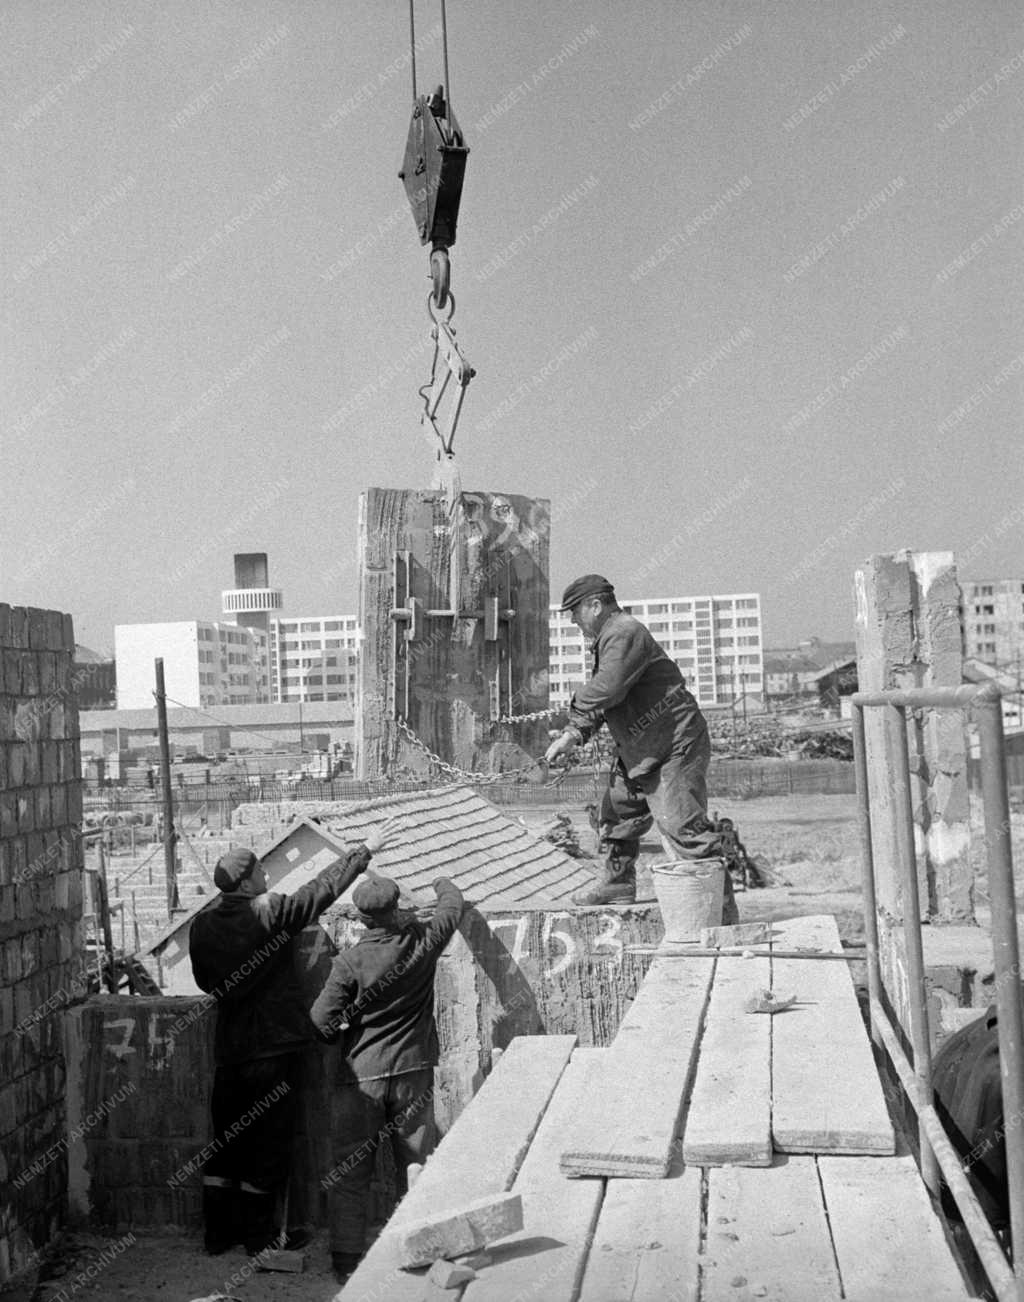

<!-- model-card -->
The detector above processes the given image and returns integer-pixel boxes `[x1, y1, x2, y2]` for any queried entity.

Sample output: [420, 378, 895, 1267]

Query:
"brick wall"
[0, 604, 85, 1285]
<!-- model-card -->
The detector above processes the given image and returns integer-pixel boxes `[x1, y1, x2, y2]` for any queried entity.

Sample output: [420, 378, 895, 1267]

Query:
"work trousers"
[202, 1052, 303, 1251]
[601, 737, 738, 922]
[327, 1067, 436, 1255]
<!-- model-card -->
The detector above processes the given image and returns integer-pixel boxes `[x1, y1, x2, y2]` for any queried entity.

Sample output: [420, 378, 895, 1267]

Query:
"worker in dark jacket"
[545, 574, 737, 919]
[188, 816, 400, 1257]
[311, 873, 466, 1284]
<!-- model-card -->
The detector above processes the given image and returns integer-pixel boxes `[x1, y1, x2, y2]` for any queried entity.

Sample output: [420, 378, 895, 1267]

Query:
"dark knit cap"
[558, 574, 614, 611]
[352, 875, 400, 915]
[214, 847, 258, 892]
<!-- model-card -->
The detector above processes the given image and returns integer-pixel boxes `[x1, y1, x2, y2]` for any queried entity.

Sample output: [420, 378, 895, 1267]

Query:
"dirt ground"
[19, 791, 1024, 1302]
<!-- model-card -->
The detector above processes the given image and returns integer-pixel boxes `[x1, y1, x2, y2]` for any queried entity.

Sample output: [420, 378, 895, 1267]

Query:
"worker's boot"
[332, 1251, 363, 1284]
[202, 1181, 241, 1255]
[572, 849, 636, 906]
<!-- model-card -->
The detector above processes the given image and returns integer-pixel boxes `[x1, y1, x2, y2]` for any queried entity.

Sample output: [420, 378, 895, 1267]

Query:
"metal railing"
[852, 683, 1024, 1301]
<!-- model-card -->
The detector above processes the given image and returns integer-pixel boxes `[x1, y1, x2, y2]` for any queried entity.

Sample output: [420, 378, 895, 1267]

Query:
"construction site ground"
[22, 791, 1021, 1301]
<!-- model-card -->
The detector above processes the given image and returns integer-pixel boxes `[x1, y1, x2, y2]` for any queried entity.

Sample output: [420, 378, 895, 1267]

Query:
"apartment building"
[962, 579, 1024, 667]
[548, 593, 764, 710]
[114, 621, 270, 710]
[269, 615, 359, 703]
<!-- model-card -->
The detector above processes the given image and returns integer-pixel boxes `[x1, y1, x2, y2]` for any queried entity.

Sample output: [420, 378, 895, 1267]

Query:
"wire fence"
[83, 757, 857, 815]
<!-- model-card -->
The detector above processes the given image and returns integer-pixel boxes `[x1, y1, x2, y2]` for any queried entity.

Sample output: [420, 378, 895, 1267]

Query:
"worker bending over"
[311, 873, 466, 1285]
[545, 573, 737, 921]
[189, 817, 401, 1258]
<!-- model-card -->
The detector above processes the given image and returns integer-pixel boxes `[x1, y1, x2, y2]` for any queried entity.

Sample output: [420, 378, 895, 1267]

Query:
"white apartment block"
[548, 593, 764, 710]
[114, 621, 270, 710]
[962, 579, 1024, 667]
[269, 616, 359, 703]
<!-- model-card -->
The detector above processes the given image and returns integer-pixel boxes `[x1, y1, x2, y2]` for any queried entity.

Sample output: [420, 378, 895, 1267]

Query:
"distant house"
[763, 638, 856, 703]
[810, 658, 858, 718]
[73, 645, 116, 709]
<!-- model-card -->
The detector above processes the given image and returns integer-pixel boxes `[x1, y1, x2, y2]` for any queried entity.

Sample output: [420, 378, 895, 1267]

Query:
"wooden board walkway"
[770, 915, 894, 1155]
[558, 956, 714, 1177]
[339, 1035, 576, 1300]
[338, 914, 970, 1301]
[682, 952, 772, 1167]
[463, 1049, 606, 1302]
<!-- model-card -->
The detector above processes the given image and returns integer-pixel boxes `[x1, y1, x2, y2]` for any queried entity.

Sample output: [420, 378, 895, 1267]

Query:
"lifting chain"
[394, 711, 582, 787]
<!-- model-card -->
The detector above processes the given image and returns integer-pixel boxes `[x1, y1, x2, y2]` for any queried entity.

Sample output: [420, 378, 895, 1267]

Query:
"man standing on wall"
[189, 816, 401, 1259]
[311, 872, 466, 1285]
[544, 573, 737, 920]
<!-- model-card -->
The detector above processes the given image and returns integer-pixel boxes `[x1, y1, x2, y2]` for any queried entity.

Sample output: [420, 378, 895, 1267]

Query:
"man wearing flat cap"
[545, 574, 737, 920]
[311, 872, 465, 1284]
[189, 816, 401, 1258]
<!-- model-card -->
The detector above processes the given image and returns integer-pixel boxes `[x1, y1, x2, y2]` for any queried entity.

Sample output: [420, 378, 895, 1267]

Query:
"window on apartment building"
[620, 605, 634, 614]
[982, 623, 996, 635]
[737, 617, 759, 628]
[325, 638, 343, 648]
[648, 603, 668, 614]
[326, 674, 344, 684]
[718, 637, 734, 646]
[649, 621, 669, 632]
[300, 640, 320, 650]
[735, 598, 758, 609]
[739, 654, 760, 665]
[981, 586, 993, 596]
[563, 662, 584, 674]
[975, 642, 996, 656]
[671, 602, 690, 613]
[716, 617, 733, 627]
[306, 674, 323, 685]
[674, 639, 694, 650]
[324, 621, 342, 631]
[300, 622, 319, 632]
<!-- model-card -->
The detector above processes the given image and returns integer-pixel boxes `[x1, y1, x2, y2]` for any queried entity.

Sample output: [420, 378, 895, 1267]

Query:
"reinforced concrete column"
[854, 550, 973, 928]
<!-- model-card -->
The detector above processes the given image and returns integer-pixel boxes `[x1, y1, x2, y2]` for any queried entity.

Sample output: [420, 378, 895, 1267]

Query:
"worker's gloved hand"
[544, 730, 578, 766]
[364, 815, 402, 856]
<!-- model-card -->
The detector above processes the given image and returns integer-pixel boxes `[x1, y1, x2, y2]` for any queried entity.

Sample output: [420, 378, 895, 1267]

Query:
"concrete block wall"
[0, 604, 85, 1286]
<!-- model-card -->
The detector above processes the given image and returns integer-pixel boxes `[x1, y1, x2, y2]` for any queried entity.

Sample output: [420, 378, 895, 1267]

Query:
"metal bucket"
[650, 858, 726, 943]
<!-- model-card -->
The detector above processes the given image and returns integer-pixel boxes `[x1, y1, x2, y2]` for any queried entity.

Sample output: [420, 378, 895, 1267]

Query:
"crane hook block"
[399, 85, 469, 256]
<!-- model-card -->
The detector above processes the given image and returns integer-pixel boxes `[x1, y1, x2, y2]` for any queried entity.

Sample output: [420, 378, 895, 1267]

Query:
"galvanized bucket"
[650, 858, 726, 943]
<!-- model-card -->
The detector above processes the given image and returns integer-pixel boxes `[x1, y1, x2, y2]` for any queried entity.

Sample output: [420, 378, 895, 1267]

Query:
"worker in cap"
[311, 872, 466, 1284]
[545, 574, 737, 921]
[189, 816, 402, 1259]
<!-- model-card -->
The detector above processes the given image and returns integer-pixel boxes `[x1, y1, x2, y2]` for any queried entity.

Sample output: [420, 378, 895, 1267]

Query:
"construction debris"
[427, 1258, 478, 1288]
[535, 810, 588, 858]
[700, 922, 771, 948]
[743, 989, 798, 1015]
[392, 1191, 524, 1269]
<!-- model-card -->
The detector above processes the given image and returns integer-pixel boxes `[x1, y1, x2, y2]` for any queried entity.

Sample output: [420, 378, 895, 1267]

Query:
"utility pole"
[154, 659, 180, 918]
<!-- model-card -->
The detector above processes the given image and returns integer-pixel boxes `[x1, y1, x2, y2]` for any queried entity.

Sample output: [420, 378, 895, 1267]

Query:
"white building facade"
[548, 593, 764, 711]
[269, 616, 359, 703]
[114, 621, 270, 710]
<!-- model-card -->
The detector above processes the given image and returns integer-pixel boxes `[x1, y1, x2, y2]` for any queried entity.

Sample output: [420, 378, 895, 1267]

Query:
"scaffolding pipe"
[851, 702, 883, 1041]
[976, 694, 1024, 1281]
[887, 702, 939, 1194]
[871, 1000, 1018, 1302]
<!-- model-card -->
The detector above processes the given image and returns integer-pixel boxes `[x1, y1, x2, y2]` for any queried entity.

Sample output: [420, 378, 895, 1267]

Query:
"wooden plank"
[703, 1158, 843, 1301]
[463, 1049, 607, 1302]
[700, 921, 772, 947]
[339, 1035, 576, 1301]
[393, 1192, 523, 1268]
[577, 1168, 701, 1302]
[682, 956, 772, 1166]
[771, 915, 895, 1155]
[559, 957, 715, 1177]
[819, 1155, 971, 1301]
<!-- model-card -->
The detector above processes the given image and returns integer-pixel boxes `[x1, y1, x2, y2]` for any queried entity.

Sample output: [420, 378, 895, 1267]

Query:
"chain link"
[394, 712, 582, 786]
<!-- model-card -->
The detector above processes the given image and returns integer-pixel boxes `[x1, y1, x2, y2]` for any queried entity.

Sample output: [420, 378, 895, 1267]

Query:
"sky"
[2, 0, 1022, 654]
